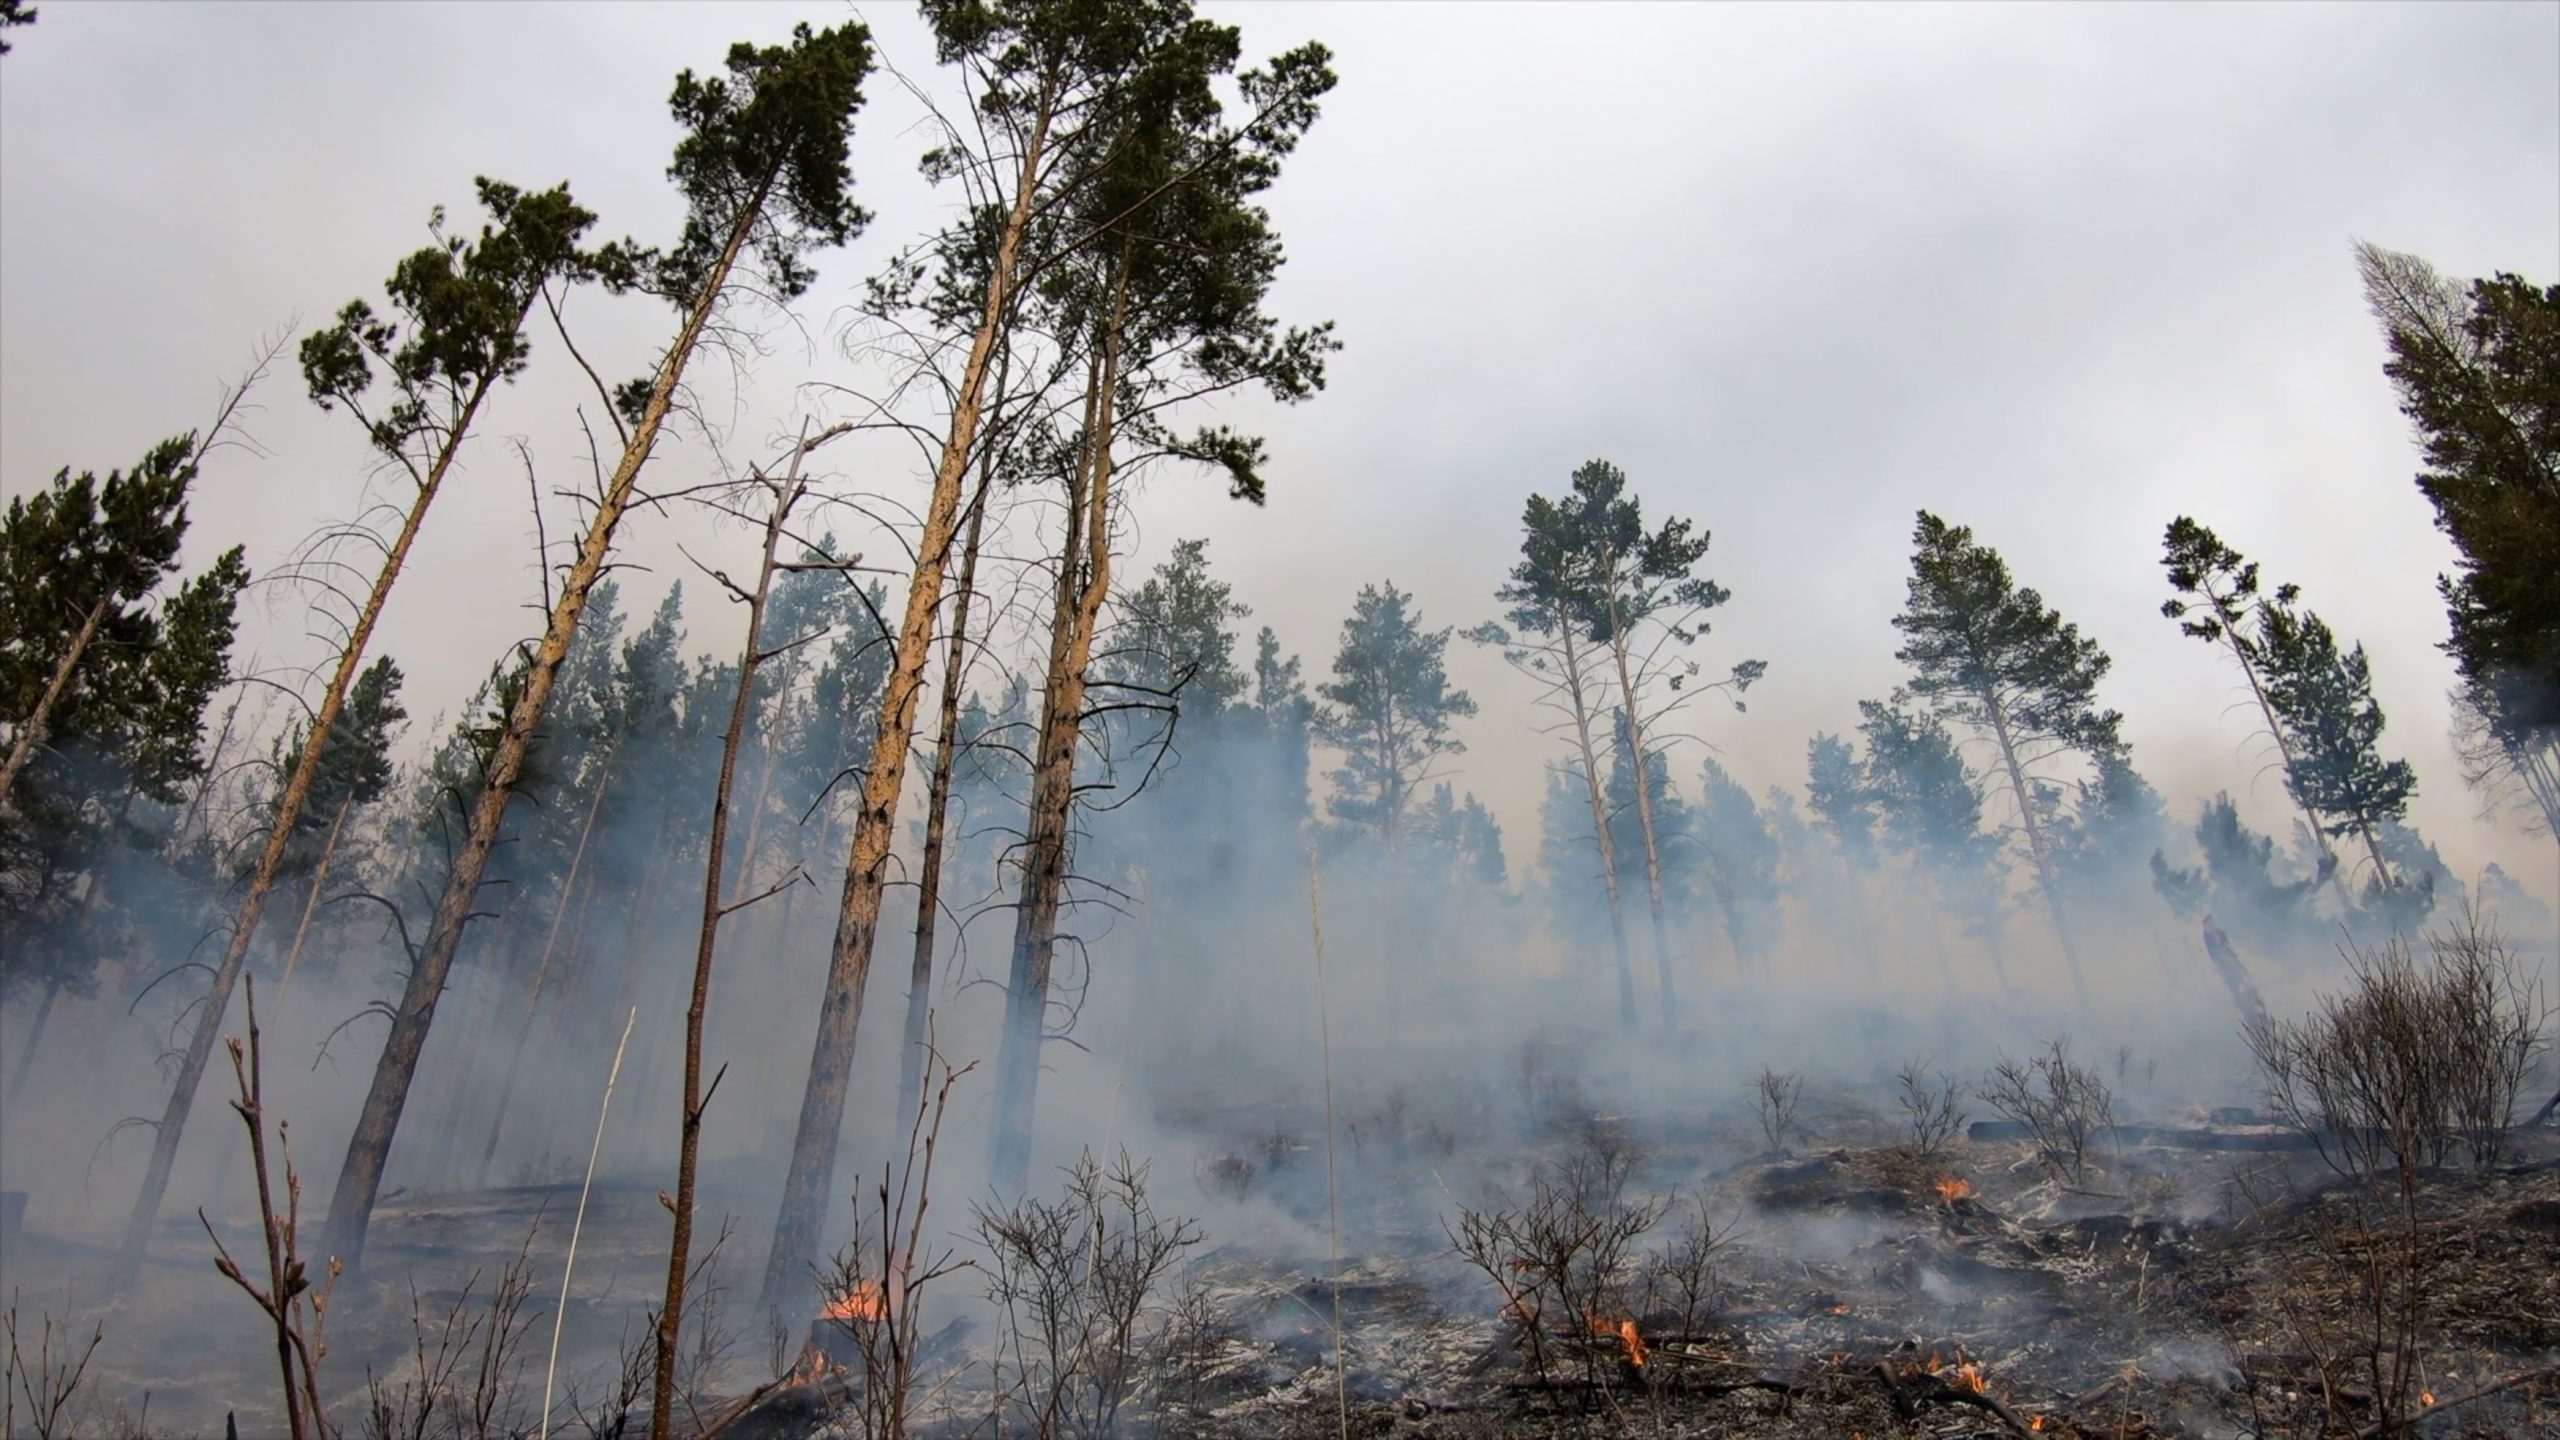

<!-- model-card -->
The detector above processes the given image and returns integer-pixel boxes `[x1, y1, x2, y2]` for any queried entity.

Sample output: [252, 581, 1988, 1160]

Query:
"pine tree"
[1, 436, 205, 806]
[1471, 488, 1638, 1027]
[2359, 245, 2558, 743]
[2160, 516, 2354, 907]
[326, 19, 876, 1272]
[1314, 582, 1476, 845]
[1696, 757, 1781, 975]
[1891, 511, 2120, 1001]
[989, 23, 1337, 1190]
[112, 177, 612, 1288]
[2257, 602, 2416, 893]
[1858, 699, 2008, 968]
[2149, 793, 2328, 956]
[1558, 459, 1763, 1025]
[1804, 734, 1879, 872]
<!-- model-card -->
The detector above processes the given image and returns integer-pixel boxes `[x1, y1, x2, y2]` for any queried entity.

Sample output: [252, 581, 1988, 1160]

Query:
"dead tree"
[2199, 915, 2272, 1036]
[653, 433, 829, 1440]
[322, 25, 876, 1269]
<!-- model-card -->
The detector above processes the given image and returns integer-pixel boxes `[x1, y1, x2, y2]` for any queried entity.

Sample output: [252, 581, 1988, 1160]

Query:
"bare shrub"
[1636, 1195, 1724, 1340]
[1155, 1268, 1235, 1418]
[1893, 1057, 1966, 1158]
[974, 1148, 1203, 1439]
[1752, 1067, 1803, 1155]
[818, 1050, 975, 1440]
[2249, 916, 2547, 1178]
[198, 976, 336, 1440]
[4, 1301, 102, 1440]
[1445, 1127, 1666, 1390]
[357, 1222, 541, 1440]
[1978, 1038, 2114, 1183]
[562, 1319, 652, 1440]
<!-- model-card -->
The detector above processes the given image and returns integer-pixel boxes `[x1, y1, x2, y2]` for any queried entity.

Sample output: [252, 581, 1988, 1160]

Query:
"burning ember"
[1935, 1175, 1972, 1205]
[1952, 1361, 1988, 1394]
[2421, 1390, 2437, 1407]
[1580, 1313, 1645, 1367]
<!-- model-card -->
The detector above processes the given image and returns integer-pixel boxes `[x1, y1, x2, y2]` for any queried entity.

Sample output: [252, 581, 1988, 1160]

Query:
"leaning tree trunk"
[897, 454, 996, 1128]
[991, 268, 1126, 1193]
[653, 450, 803, 1440]
[320, 184, 765, 1272]
[2198, 916, 2271, 1036]
[3, 978, 61, 1105]
[0, 595, 111, 807]
[113, 351, 518, 1293]
[760, 105, 1051, 1321]
[1983, 700, 2089, 1008]
[1559, 624, 1636, 1030]
[2217, 623, 2358, 917]
[274, 794, 355, 1005]
[1605, 625, 1678, 1028]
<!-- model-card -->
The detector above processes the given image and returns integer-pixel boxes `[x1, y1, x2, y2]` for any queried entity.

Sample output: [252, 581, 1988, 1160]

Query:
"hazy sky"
[3, 1, 2556, 901]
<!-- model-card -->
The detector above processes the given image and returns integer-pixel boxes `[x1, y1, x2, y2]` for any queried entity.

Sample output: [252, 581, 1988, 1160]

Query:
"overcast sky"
[3, 1, 2555, 902]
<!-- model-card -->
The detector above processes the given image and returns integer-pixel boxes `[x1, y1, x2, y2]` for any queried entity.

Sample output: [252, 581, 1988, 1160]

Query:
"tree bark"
[1982, 697, 2089, 1007]
[320, 181, 766, 1273]
[897, 450, 996, 1128]
[1604, 615, 1677, 1028]
[652, 444, 803, 1440]
[991, 258, 1127, 1194]
[0, 594, 111, 806]
[1557, 623, 1636, 1030]
[113, 337, 520, 1293]
[760, 104, 1051, 1320]
[2198, 916, 2271, 1036]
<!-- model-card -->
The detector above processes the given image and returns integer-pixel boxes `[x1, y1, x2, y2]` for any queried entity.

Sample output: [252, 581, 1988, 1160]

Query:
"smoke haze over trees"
[0, 4, 2554, 1436]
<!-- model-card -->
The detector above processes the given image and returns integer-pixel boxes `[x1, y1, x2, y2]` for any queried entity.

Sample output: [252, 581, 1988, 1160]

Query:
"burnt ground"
[5, 1089, 2558, 1439]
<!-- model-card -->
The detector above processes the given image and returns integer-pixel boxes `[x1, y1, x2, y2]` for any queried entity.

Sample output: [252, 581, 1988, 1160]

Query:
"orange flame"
[1617, 1318, 1647, 1368]
[1953, 1362, 1987, 1394]
[2030, 1416, 2045, 1432]
[821, 1277, 887, 1323]
[1935, 1176, 1972, 1205]
[2421, 1390, 2437, 1407]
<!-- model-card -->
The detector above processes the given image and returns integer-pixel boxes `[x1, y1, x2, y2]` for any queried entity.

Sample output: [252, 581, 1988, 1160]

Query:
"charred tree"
[653, 436, 825, 1440]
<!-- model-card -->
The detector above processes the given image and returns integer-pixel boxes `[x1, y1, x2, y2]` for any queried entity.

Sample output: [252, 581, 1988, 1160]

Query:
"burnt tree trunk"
[2199, 915, 2271, 1036]
[760, 103, 1051, 1320]
[653, 444, 808, 1440]
[320, 181, 768, 1272]
[991, 258, 1128, 1194]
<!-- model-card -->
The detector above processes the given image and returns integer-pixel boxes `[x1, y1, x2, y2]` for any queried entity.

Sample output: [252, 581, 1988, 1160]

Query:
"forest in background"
[0, 2, 2555, 1434]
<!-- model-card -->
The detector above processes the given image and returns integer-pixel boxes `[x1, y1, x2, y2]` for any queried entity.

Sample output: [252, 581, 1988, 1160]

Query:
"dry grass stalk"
[537, 1005, 636, 1440]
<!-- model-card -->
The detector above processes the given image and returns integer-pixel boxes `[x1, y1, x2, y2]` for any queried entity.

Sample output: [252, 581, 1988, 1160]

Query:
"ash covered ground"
[10, 1009, 2557, 1440]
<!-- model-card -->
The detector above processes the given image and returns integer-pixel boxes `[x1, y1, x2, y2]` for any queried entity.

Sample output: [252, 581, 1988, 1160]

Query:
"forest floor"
[6, 1087, 2559, 1438]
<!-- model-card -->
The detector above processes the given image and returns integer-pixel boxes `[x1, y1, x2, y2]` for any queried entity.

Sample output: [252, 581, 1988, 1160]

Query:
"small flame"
[1953, 1362, 1988, 1394]
[1936, 1176, 1973, 1205]
[1829, 1303, 1851, 1315]
[2421, 1390, 2437, 1407]
[821, 1277, 887, 1323]
[2030, 1416, 2046, 1432]
[1617, 1318, 1647, 1368]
